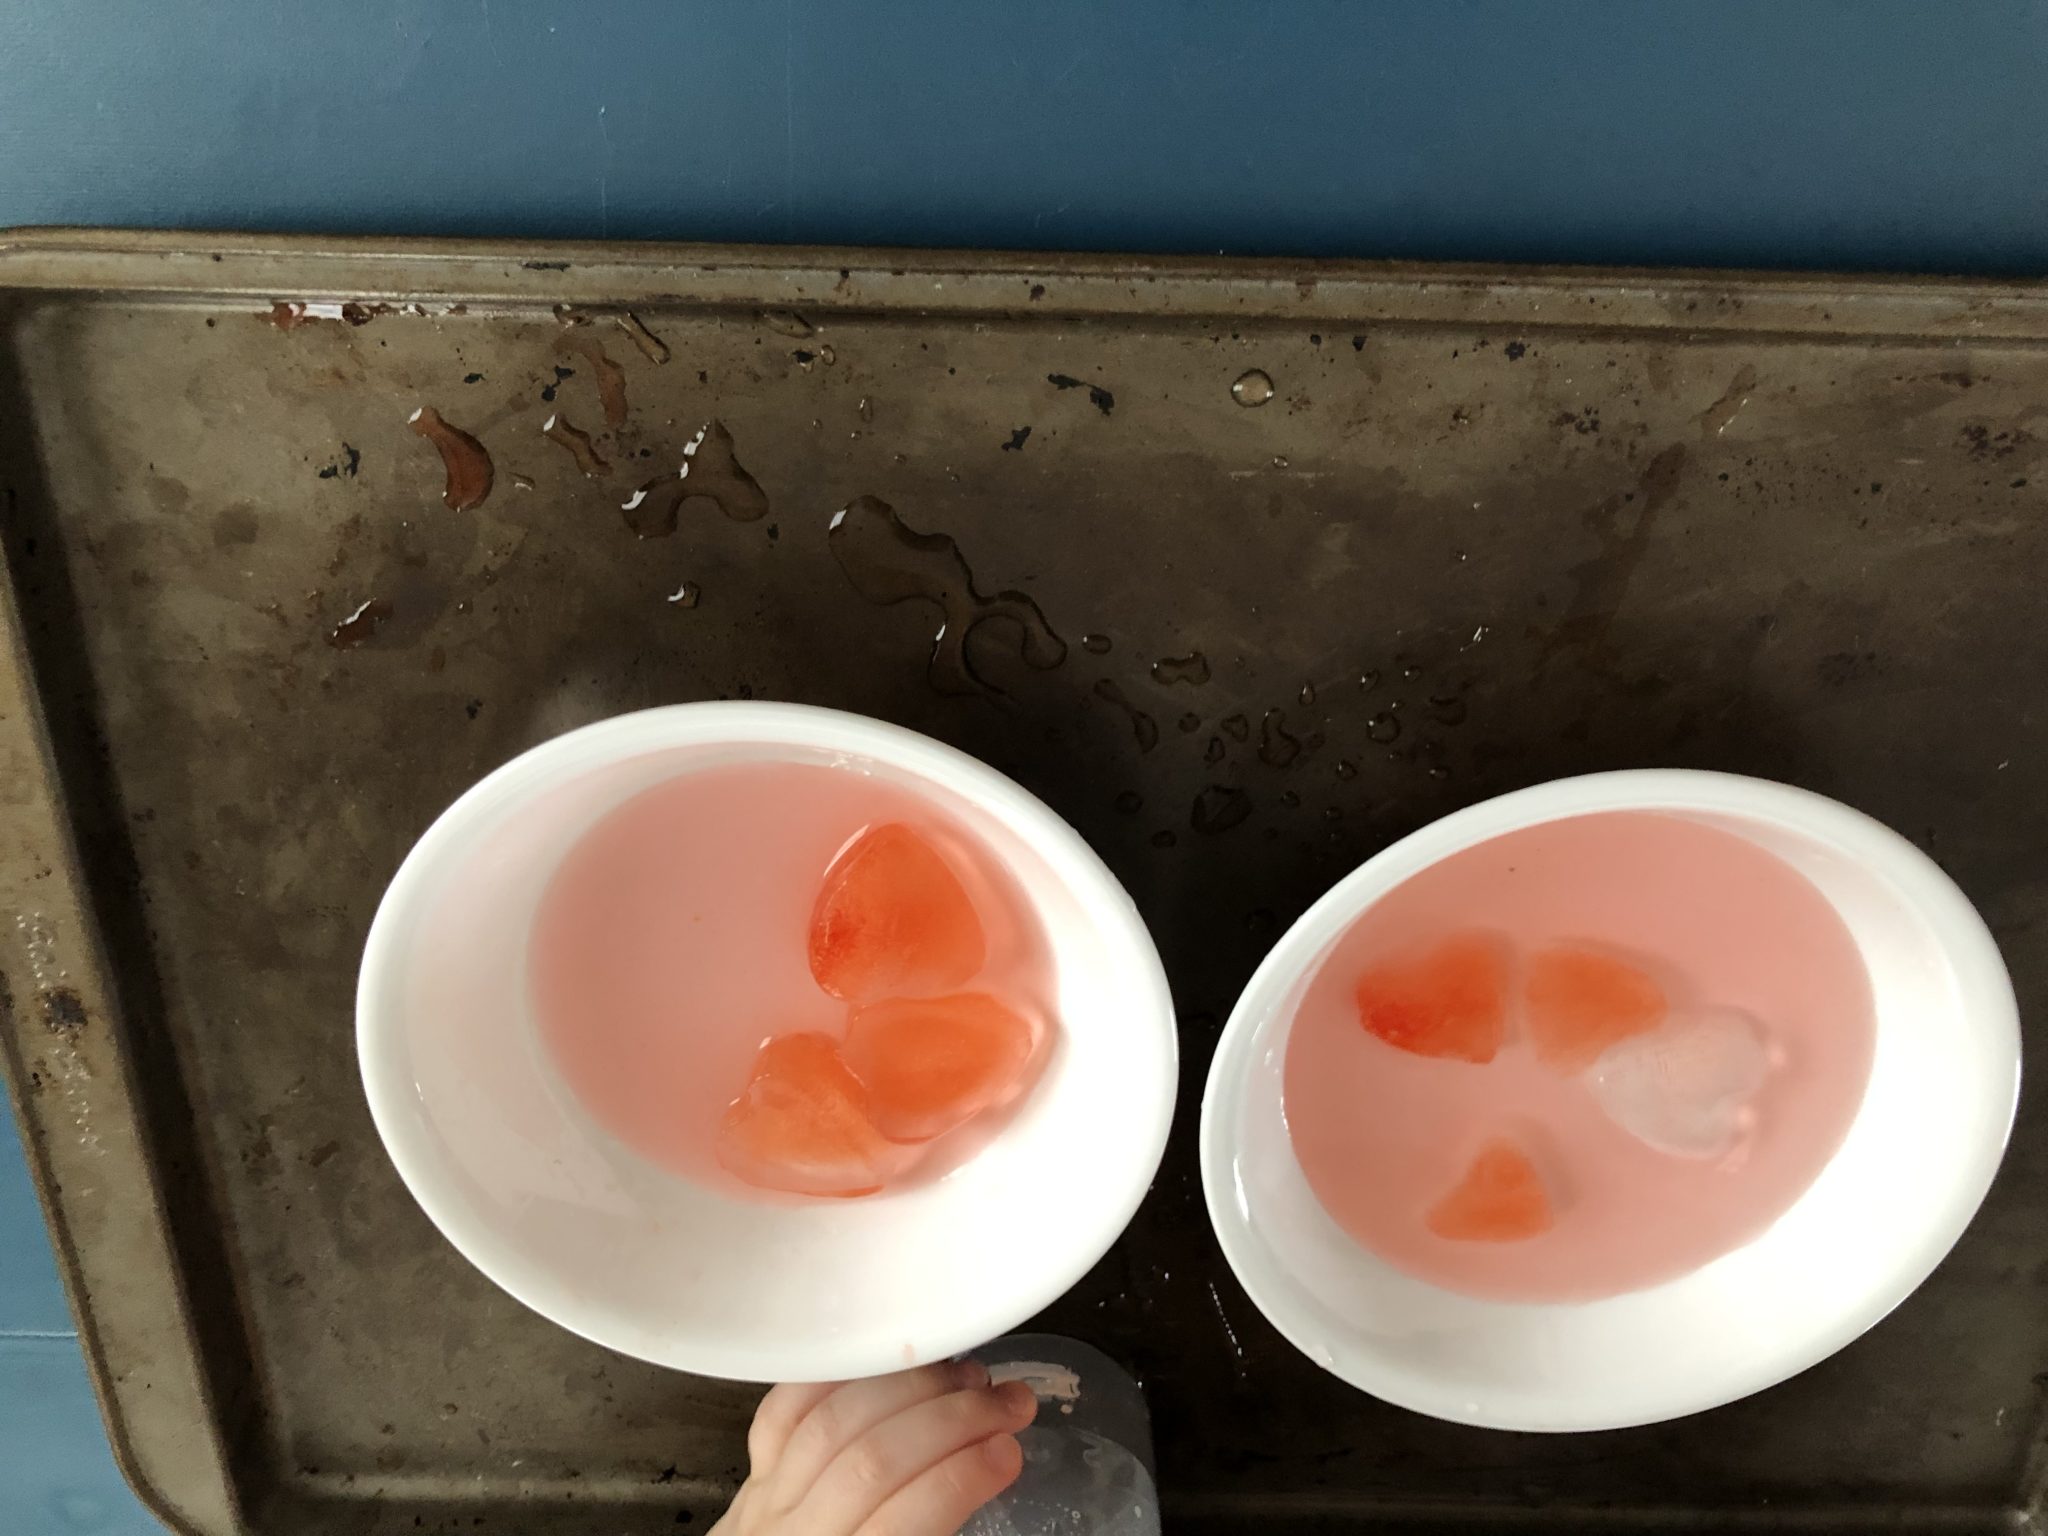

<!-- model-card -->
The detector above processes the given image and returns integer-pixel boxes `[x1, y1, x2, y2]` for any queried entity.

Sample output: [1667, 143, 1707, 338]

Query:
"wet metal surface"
[0, 232, 2043, 1533]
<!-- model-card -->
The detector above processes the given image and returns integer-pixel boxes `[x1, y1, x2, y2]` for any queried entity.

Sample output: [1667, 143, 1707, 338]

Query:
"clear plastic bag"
[959, 1335, 1160, 1536]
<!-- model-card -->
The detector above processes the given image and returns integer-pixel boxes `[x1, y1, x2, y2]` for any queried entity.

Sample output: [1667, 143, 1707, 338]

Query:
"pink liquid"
[1284, 811, 1875, 1302]
[529, 761, 1055, 1196]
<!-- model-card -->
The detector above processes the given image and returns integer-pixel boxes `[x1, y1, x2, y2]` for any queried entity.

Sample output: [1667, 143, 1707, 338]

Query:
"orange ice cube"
[1524, 945, 1666, 1074]
[842, 992, 1038, 1143]
[1353, 933, 1507, 1063]
[1425, 1138, 1554, 1242]
[809, 823, 987, 1002]
[716, 1032, 901, 1197]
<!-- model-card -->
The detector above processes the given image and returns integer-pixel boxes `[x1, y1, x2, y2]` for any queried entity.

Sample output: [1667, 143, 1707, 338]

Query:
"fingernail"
[996, 1379, 1038, 1418]
[982, 1432, 1022, 1473]
[954, 1358, 990, 1389]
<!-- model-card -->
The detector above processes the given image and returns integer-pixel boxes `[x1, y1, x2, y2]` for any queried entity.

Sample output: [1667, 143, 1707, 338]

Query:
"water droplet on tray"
[1204, 736, 1225, 766]
[407, 406, 493, 510]
[1178, 711, 1201, 733]
[1151, 652, 1210, 687]
[827, 495, 1066, 696]
[1366, 712, 1401, 744]
[683, 421, 768, 515]
[667, 581, 701, 608]
[327, 598, 391, 649]
[542, 414, 609, 477]
[617, 311, 670, 363]
[1081, 633, 1113, 655]
[619, 421, 769, 536]
[1192, 785, 1253, 834]
[1258, 708, 1301, 768]
[568, 338, 629, 427]
[1697, 364, 1759, 439]
[1335, 759, 1357, 780]
[1114, 790, 1143, 814]
[1220, 713, 1250, 742]
[1298, 682, 1316, 706]
[1231, 369, 1275, 407]
[761, 309, 814, 338]
[1094, 679, 1160, 753]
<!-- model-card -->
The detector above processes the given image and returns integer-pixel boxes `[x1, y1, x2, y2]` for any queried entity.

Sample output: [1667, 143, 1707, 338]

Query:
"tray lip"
[2, 218, 2047, 285]
[1, 225, 2042, 1530]
[6, 224, 2048, 346]
[0, 1078, 215, 1536]
[0, 575, 230, 1532]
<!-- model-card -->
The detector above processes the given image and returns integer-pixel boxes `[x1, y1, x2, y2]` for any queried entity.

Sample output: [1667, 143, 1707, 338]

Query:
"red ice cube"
[809, 823, 986, 1003]
[1524, 945, 1666, 1074]
[842, 992, 1038, 1143]
[1425, 1138, 1554, 1243]
[1353, 933, 1508, 1064]
[716, 1032, 902, 1198]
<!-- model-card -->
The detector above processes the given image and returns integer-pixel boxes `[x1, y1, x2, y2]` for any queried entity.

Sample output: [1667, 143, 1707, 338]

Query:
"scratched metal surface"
[0, 232, 2042, 1533]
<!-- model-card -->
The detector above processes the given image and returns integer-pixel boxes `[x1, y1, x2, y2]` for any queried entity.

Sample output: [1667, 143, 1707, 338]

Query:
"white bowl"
[358, 703, 1176, 1382]
[1200, 770, 2020, 1432]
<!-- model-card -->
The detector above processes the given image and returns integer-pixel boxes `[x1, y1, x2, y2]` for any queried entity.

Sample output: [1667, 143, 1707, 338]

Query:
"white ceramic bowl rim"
[1200, 768, 2021, 1431]
[358, 702, 1177, 1380]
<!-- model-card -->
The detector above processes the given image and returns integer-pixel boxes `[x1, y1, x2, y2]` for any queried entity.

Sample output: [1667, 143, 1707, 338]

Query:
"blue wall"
[0, 1122, 160, 1533]
[2, 1, 2046, 273]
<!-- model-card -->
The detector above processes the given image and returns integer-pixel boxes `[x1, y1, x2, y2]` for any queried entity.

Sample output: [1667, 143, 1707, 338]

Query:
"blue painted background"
[2, 1, 2047, 271]
[0, 1125, 160, 1533]
[5, 1, 2048, 1528]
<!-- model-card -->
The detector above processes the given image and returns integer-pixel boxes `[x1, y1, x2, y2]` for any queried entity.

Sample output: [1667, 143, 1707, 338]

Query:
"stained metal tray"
[0, 230, 2042, 1533]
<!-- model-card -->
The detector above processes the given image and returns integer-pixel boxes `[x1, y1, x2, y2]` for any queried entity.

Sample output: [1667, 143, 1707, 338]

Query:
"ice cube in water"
[1589, 1006, 1771, 1160]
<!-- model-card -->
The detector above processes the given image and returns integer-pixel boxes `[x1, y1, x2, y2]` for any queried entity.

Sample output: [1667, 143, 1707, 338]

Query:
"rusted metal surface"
[0, 229, 2042, 1533]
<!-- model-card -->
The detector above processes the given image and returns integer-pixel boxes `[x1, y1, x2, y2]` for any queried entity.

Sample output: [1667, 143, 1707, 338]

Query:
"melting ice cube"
[842, 991, 1038, 1143]
[1588, 1007, 1771, 1160]
[809, 822, 986, 1003]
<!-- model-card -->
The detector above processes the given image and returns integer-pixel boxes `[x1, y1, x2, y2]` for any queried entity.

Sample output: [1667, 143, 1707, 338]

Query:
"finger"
[708, 1479, 753, 1535]
[855, 1432, 1023, 1536]
[802, 1380, 1037, 1536]
[768, 1362, 985, 1508]
[746, 1381, 841, 1472]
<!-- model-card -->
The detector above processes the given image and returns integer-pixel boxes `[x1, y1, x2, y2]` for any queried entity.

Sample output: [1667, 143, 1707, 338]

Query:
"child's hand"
[711, 1360, 1034, 1536]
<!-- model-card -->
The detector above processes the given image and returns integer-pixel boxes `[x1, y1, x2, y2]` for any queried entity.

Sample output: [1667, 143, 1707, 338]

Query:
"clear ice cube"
[1588, 1006, 1771, 1160]
[960, 1427, 1161, 1536]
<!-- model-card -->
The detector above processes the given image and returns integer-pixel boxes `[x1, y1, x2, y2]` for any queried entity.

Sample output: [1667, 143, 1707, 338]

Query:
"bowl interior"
[1203, 771, 2019, 1431]
[359, 706, 1176, 1381]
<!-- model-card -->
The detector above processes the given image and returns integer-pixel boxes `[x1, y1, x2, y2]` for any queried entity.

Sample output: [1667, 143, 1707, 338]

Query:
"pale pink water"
[1284, 811, 1876, 1302]
[529, 760, 1056, 1195]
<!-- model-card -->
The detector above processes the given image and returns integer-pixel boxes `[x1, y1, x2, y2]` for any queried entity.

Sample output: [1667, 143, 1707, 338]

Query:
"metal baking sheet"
[0, 230, 2042, 1533]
